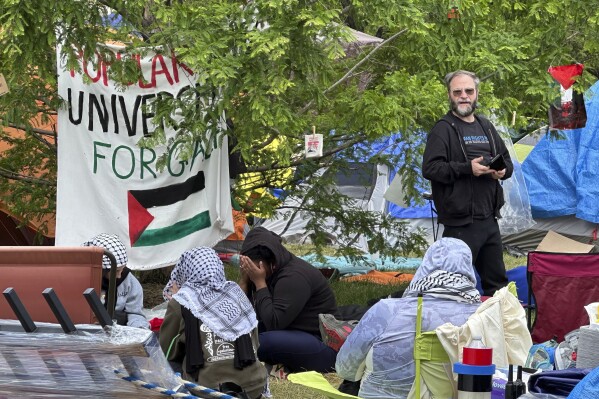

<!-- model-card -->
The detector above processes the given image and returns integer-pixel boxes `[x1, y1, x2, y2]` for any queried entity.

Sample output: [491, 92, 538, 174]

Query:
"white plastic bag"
[496, 129, 536, 235]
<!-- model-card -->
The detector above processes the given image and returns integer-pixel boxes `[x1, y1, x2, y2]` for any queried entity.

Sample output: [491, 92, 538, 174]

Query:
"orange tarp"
[226, 209, 247, 241]
[342, 270, 414, 285]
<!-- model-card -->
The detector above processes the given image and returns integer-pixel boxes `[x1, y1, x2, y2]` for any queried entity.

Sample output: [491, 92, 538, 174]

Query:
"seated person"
[82, 233, 149, 329]
[335, 237, 482, 399]
[159, 247, 266, 399]
[239, 226, 338, 373]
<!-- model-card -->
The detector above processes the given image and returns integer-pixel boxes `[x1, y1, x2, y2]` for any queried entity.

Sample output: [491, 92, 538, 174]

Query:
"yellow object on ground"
[287, 371, 362, 399]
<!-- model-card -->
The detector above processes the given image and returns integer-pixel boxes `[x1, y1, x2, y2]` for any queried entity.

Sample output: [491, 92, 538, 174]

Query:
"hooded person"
[336, 237, 482, 399]
[82, 233, 149, 329]
[239, 226, 338, 374]
[159, 247, 266, 399]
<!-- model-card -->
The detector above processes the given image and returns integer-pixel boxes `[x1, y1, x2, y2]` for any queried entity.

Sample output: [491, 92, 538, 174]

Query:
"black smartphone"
[484, 153, 507, 170]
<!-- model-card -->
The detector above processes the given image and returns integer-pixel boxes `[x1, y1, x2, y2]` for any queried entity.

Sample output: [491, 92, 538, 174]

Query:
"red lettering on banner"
[82, 57, 103, 84]
[152, 54, 174, 86]
[69, 50, 193, 88]
[171, 53, 179, 83]
[135, 54, 154, 89]
[179, 62, 194, 77]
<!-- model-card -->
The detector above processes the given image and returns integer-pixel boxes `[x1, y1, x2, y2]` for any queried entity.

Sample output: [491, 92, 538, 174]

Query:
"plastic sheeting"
[301, 254, 422, 273]
[497, 128, 536, 236]
[0, 320, 178, 398]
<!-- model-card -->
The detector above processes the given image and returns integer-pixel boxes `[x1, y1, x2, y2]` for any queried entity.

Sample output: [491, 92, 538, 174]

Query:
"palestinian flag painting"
[55, 44, 234, 270]
[128, 171, 212, 247]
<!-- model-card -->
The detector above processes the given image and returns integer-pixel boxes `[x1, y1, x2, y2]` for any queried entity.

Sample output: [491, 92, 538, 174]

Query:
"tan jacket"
[159, 300, 266, 399]
[435, 285, 532, 368]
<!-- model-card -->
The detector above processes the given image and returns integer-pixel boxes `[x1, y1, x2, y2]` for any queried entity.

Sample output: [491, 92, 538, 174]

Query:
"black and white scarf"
[405, 269, 481, 303]
[82, 233, 128, 269]
[164, 247, 257, 342]
[403, 237, 481, 304]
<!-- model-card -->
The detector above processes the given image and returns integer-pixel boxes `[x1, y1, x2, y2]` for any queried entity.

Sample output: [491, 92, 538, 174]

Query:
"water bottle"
[454, 335, 495, 399]
[463, 336, 493, 366]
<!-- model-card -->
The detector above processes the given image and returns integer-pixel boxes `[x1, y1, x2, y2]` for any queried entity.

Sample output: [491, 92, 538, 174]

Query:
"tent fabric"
[0, 206, 55, 245]
[503, 215, 598, 253]
[259, 133, 437, 249]
[301, 254, 422, 273]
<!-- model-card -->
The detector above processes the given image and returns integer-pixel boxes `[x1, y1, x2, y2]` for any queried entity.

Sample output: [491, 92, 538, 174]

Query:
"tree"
[1, 0, 598, 256]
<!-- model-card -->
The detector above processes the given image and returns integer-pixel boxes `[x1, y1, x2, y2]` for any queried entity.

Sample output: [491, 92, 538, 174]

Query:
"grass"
[504, 253, 527, 270]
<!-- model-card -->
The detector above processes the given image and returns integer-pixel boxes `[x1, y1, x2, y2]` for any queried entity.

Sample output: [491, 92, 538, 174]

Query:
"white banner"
[55, 46, 233, 270]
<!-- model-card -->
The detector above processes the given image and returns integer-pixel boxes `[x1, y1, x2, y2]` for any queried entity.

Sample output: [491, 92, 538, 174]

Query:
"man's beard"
[450, 98, 478, 117]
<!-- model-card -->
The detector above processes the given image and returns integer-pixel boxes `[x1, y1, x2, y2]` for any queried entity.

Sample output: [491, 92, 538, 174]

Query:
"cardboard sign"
[0, 74, 9, 96]
[305, 133, 323, 158]
[536, 230, 594, 253]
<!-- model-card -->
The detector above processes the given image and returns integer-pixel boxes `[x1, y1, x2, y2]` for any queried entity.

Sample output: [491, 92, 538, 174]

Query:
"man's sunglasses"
[452, 88, 476, 96]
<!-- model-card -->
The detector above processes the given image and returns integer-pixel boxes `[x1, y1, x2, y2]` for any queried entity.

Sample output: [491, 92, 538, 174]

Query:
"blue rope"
[114, 369, 237, 399]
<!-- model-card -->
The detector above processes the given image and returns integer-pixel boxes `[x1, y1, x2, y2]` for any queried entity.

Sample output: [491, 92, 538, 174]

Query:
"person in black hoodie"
[422, 70, 514, 297]
[239, 226, 338, 373]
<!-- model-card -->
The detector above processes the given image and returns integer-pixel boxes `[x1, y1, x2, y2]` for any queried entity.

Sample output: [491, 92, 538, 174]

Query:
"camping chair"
[411, 293, 455, 399]
[527, 251, 599, 343]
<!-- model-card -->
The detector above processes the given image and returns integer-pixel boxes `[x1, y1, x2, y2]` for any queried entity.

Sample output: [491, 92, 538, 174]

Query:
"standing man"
[422, 70, 513, 296]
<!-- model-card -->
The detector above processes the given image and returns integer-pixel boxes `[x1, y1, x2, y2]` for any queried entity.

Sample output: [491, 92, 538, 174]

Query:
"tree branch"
[247, 135, 362, 173]
[299, 27, 408, 114]
[324, 28, 407, 94]
[5, 123, 56, 150]
[0, 168, 54, 186]
[5, 123, 56, 138]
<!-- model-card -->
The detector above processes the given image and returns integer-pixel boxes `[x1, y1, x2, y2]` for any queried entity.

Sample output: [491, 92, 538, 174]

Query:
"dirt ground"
[142, 282, 168, 309]
[136, 268, 172, 309]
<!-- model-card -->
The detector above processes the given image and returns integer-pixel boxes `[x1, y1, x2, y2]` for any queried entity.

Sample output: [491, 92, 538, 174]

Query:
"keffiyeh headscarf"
[82, 233, 128, 269]
[165, 247, 257, 341]
[404, 238, 481, 304]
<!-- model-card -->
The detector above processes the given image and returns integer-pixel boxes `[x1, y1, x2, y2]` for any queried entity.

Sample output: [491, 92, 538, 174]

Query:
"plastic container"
[454, 336, 495, 399]
[463, 336, 493, 366]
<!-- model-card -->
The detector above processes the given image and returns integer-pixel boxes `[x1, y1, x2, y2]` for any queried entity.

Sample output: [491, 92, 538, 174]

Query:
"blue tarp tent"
[523, 81, 599, 223]
[502, 81, 599, 252]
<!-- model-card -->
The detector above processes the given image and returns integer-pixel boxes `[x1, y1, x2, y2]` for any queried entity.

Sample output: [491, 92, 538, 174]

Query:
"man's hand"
[490, 168, 506, 180]
[471, 156, 492, 176]
[239, 255, 268, 290]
